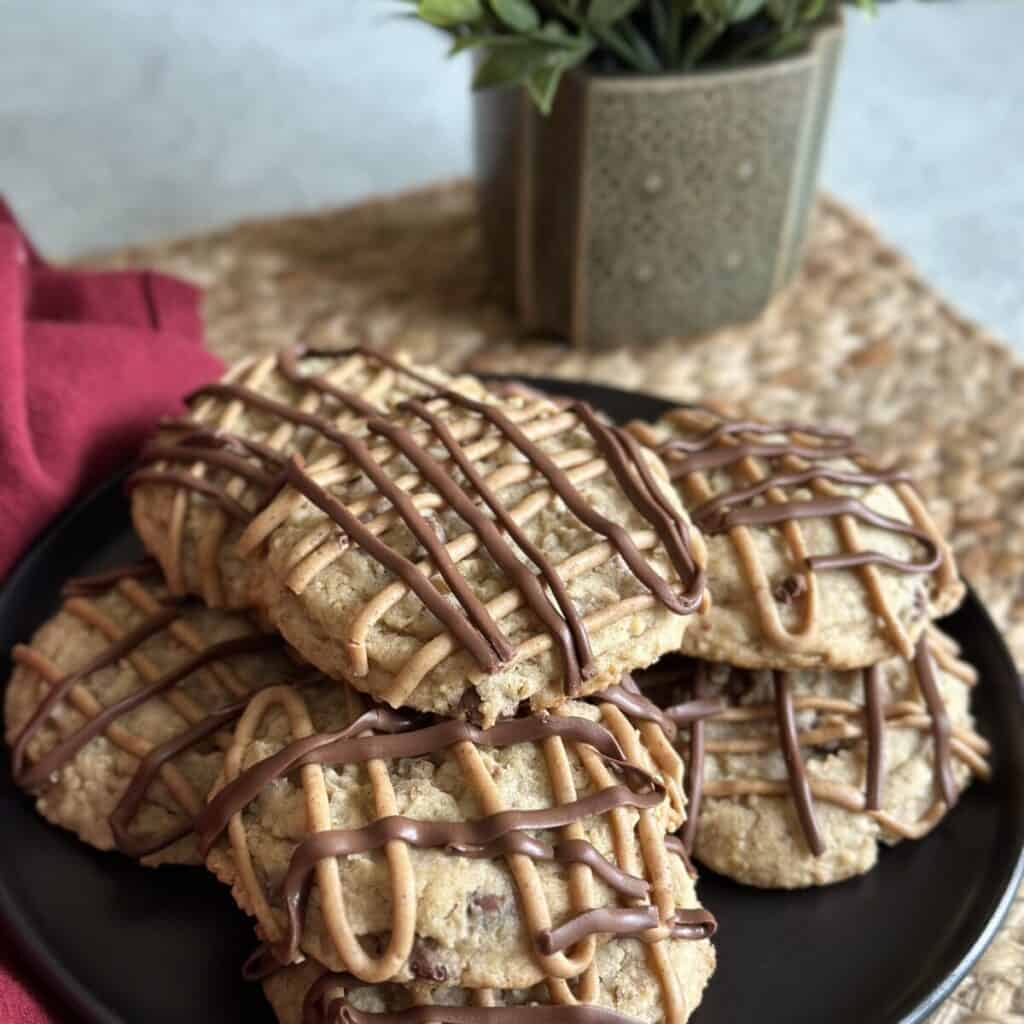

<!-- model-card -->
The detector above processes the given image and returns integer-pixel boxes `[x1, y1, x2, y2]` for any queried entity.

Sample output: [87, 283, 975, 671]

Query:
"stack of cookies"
[4, 348, 991, 1018]
[5, 348, 722, 1024]
[628, 407, 990, 889]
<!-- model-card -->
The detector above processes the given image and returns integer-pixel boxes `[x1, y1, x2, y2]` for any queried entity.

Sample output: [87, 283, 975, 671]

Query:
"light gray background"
[2, 1, 1021, 345]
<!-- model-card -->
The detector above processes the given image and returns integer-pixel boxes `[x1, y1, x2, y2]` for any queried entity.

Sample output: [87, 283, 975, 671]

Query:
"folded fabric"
[0, 934, 67, 1024]
[0, 199, 223, 578]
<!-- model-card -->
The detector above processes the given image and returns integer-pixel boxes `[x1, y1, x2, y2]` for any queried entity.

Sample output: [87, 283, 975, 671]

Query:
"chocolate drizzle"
[863, 664, 885, 811]
[398, 397, 596, 693]
[198, 710, 661, 857]
[301, 972, 644, 1024]
[439, 392, 704, 618]
[273, 788, 664, 965]
[11, 572, 290, 858]
[131, 348, 705, 695]
[537, 906, 714, 956]
[109, 698, 252, 858]
[197, 683, 718, 981]
[279, 387, 705, 684]
[127, 346, 408, 526]
[696, 495, 941, 575]
[199, 708, 669, 966]
[642, 634, 980, 859]
[596, 676, 683, 740]
[637, 406, 959, 663]
[60, 559, 163, 596]
[912, 640, 957, 806]
[18, 633, 280, 792]
[773, 672, 825, 856]
[11, 605, 184, 783]
[680, 664, 708, 853]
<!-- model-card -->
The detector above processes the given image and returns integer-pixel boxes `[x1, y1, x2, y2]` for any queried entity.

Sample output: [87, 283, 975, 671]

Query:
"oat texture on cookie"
[129, 346, 490, 609]
[629, 407, 963, 670]
[239, 383, 707, 725]
[3, 561, 305, 865]
[194, 679, 716, 993]
[263, 927, 717, 1024]
[636, 629, 989, 888]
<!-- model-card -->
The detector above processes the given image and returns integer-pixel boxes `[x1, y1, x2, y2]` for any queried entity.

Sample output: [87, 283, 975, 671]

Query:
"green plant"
[400, 0, 870, 112]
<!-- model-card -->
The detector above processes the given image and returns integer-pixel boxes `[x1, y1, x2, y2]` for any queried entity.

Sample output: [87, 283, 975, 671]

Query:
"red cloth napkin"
[0, 201, 222, 1021]
[0, 199, 223, 580]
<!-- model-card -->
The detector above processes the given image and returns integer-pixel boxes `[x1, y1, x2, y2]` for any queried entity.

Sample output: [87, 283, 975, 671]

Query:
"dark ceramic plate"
[1, 379, 1022, 1024]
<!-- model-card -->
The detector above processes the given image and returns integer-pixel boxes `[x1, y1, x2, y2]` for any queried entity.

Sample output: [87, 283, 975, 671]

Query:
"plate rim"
[0, 375, 1021, 1024]
[0, 470, 127, 1024]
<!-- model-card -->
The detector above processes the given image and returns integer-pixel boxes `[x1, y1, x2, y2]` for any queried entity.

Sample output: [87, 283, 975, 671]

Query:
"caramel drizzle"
[127, 346, 430, 606]
[241, 390, 704, 707]
[130, 347, 704, 698]
[10, 570, 287, 858]
[631, 408, 958, 660]
[438, 393, 703, 618]
[203, 684, 692, 1003]
[398, 397, 596, 689]
[649, 635, 989, 857]
[290, 835, 711, 1024]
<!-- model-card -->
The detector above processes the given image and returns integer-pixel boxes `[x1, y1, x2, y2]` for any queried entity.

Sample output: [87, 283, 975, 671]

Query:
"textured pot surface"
[474, 23, 844, 349]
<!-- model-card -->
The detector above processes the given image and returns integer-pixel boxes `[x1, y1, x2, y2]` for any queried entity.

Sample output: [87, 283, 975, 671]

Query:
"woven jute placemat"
[96, 181, 1023, 1022]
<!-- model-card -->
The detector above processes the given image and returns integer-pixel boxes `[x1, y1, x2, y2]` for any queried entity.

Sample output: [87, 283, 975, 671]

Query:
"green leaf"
[533, 20, 578, 44]
[490, 0, 540, 31]
[588, 0, 643, 25]
[766, 0, 802, 28]
[416, 0, 484, 27]
[472, 41, 550, 89]
[525, 46, 591, 112]
[725, 0, 765, 20]
[525, 63, 567, 113]
[800, 0, 826, 22]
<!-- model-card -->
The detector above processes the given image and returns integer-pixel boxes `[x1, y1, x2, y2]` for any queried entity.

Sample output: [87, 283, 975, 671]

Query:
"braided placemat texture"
[94, 180, 1022, 1023]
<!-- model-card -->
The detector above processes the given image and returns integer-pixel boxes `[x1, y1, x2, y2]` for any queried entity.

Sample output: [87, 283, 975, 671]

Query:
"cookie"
[129, 346, 491, 610]
[628, 407, 962, 670]
[3, 561, 301, 865]
[263, 927, 716, 1024]
[196, 679, 702, 990]
[240, 387, 707, 724]
[636, 630, 989, 888]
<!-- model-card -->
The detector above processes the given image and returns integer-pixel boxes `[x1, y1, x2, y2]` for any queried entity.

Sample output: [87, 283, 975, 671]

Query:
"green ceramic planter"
[473, 21, 844, 350]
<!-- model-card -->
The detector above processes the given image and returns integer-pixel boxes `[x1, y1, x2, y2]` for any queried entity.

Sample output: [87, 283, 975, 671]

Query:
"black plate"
[1, 379, 1022, 1024]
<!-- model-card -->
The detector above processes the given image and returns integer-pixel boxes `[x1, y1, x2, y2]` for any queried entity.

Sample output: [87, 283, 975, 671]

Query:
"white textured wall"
[1, 1, 1021, 344]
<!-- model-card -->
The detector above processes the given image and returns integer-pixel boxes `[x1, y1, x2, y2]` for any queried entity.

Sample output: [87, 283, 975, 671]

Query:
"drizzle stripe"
[912, 639, 957, 806]
[275, 787, 665, 965]
[11, 606, 182, 782]
[400, 397, 594, 693]
[863, 665, 885, 811]
[198, 712, 660, 856]
[773, 672, 825, 857]
[441, 394, 702, 616]
[680, 665, 707, 853]
[282, 457, 504, 673]
[18, 634, 280, 790]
